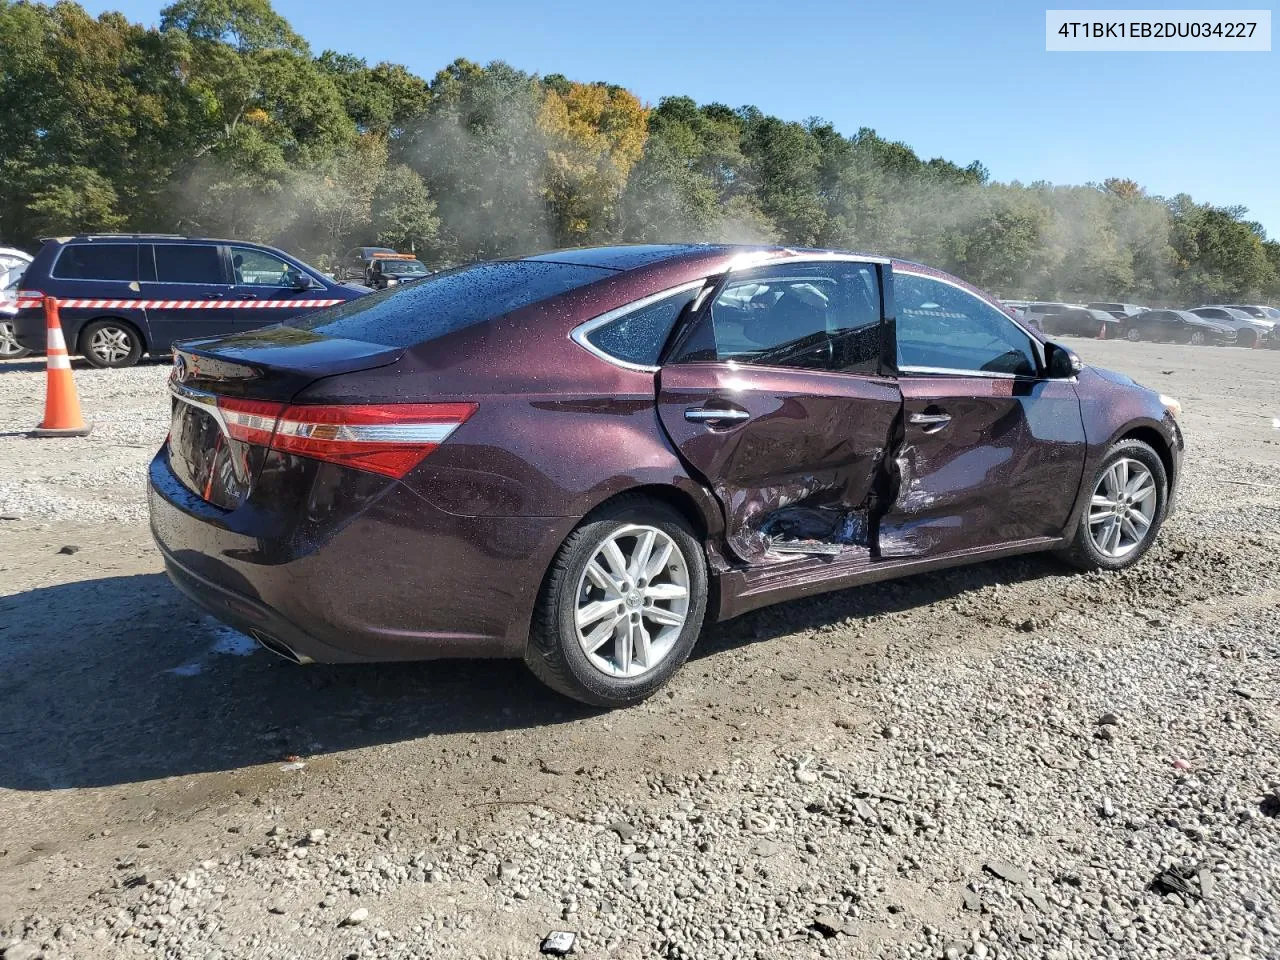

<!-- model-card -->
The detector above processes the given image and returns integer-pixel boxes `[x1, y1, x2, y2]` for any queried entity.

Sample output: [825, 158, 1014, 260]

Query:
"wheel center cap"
[626, 592, 642, 608]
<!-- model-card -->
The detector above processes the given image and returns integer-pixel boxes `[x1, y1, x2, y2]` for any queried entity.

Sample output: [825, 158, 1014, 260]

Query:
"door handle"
[685, 406, 751, 425]
[910, 412, 952, 433]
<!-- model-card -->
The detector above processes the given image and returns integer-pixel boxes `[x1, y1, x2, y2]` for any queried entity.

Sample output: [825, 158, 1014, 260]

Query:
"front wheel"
[1237, 329, 1257, 349]
[1188, 330, 1207, 346]
[526, 497, 708, 708]
[80, 320, 143, 368]
[1059, 440, 1167, 571]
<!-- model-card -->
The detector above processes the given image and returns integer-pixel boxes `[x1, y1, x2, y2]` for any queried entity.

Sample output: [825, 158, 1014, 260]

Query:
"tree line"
[2, 0, 1278, 304]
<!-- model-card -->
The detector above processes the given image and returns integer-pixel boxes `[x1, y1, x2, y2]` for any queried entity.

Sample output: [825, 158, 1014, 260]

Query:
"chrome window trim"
[724, 251, 891, 271]
[898, 364, 1076, 384]
[570, 279, 710, 373]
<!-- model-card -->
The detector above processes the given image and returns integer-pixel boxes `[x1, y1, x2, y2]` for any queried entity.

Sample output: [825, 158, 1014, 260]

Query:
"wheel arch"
[1117, 424, 1175, 490]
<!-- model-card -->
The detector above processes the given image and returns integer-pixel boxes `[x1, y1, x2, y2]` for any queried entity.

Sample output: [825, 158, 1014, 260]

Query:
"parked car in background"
[337, 246, 399, 282]
[1042, 307, 1123, 339]
[12, 235, 372, 367]
[367, 256, 431, 289]
[1021, 302, 1082, 331]
[1216, 304, 1280, 323]
[1124, 309, 1236, 345]
[1087, 302, 1148, 319]
[1188, 306, 1271, 348]
[0, 246, 34, 358]
[149, 243, 1182, 707]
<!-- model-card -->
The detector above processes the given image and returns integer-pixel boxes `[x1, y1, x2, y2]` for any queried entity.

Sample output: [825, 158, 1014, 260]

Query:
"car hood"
[1187, 316, 1234, 333]
[1084, 364, 1158, 396]
[340, 282, 373, 293]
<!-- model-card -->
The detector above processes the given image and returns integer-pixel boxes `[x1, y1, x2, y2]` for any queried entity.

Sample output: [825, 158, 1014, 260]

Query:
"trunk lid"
[167, 327, 406, 508]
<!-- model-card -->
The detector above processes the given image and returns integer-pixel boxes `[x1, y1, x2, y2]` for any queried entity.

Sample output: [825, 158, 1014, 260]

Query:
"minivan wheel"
[0, 320, 32, 359]
[526, 496, 708, 708]
[80, 320, 143, 368]
[1059, 439, 1167, 572]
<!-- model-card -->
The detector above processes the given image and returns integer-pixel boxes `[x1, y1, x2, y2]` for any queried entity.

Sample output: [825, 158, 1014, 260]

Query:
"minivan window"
[154, 244, 224, 285]
[895, 272, 1038, 377]
[52, 244, 137, 282]
[230, 246, 293, 286]
[290, 260, 613, 347]
[583, 287, 700, 367]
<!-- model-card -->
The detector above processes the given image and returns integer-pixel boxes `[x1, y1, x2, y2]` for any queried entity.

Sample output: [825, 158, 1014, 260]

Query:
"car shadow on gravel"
[0, 574, 588, 791]
[1, 554, 1065, 791]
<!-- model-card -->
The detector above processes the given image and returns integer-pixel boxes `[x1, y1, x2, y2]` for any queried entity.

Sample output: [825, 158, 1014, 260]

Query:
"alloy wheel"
[89, 325, 133, 364]
[0, 320, 25, 357]
[1189, 331, 1206, 346]
[1125, 327, 1141, 342]
[574, 524, 690, 679]
[1088, 457, 1157, 559]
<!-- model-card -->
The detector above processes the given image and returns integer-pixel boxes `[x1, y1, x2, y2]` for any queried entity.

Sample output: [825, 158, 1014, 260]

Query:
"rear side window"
[154, 244, 224, 284]
[581, 287, 701, 367]
[675, 261, 882, 375]
[291, 260, 613, 347]
[52, 244, 137, 281]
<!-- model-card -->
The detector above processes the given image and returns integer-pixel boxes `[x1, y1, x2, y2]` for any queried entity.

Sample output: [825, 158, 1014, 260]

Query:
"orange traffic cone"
[30, 296, 93, 438]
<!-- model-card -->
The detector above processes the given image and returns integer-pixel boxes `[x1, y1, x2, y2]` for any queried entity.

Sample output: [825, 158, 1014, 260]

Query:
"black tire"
[1059, 439, 1168, 572]
[1237, 329, 1257, 349]
[525, 495, 708, 708]
[0, 320, 32, 359]
[79, 319, 144, 368]
[1125, 326, 1142, 342]
[1188, 330, 1206, 346]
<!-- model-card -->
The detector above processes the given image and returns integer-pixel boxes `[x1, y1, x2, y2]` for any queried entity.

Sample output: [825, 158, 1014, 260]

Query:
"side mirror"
[1044, 341, 1083, 379]
[289, 270, 316, 290]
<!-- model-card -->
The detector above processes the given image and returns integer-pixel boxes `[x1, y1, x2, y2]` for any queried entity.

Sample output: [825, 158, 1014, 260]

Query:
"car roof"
[48, 233, 287, 249]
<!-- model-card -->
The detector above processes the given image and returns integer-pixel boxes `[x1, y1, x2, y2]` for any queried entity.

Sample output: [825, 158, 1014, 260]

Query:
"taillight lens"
[215, 398, 477, 479]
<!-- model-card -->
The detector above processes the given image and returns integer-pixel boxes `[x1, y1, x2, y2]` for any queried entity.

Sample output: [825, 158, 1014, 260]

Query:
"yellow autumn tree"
[538, 78, 648, 243]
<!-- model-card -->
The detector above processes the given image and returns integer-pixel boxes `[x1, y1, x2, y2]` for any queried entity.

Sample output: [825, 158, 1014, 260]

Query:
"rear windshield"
[290, 260, 612, 346]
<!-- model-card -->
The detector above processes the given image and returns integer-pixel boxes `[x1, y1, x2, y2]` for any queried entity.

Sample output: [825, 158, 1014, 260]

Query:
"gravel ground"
[1, 340, 1278, 960]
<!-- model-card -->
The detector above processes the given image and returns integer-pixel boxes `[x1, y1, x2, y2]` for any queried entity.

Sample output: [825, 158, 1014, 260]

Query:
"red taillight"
[214, 398, 477, 479]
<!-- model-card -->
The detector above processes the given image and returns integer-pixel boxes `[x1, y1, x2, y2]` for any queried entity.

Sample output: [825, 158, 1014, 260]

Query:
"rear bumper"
[148, 449, 575, 662]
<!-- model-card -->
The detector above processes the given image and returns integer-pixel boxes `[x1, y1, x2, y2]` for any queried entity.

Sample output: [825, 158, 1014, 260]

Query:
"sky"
[83, 0, 1280, 237]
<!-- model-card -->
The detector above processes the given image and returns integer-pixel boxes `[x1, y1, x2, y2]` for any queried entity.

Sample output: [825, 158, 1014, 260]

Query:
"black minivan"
[13, 235, 371, 367]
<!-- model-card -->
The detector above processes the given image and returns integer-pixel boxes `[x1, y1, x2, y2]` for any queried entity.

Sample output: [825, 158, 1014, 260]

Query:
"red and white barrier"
[14, 291, 342, 311]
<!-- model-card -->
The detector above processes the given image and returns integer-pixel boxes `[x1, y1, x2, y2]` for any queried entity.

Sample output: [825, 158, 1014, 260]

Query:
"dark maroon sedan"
[149, 245, 1183, 707]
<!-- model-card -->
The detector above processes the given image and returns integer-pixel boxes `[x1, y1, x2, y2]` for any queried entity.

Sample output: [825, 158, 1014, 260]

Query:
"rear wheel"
[1125, 326, 1142, 342]
[80, 320, 143, 368]
[526, 497, 708, 708]
[1059, 440, 1167, 572]
[0, 320, 32, 359]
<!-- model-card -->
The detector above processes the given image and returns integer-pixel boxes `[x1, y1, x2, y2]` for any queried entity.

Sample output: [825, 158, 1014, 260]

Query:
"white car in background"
[0, 246, 34, 359]
[1189, 306, 1272, 348]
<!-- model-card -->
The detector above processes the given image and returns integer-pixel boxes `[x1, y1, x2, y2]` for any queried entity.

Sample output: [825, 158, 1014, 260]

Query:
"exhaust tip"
[249, 629, 313, 665]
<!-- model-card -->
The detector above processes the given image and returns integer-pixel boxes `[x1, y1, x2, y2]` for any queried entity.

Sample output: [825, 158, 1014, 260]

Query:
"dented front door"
[878, 376, 1086, 557]
[877, 267, 1087, 557]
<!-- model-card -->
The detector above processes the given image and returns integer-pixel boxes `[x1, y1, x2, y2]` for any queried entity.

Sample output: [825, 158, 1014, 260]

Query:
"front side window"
[582, 286, 701, 368]
[154, 244, 224, 285]
[230, 246, 293, 286]
[676, 261, 882, 374]
[895, 272, 1038, 377]
[52, 244, 137, 282]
